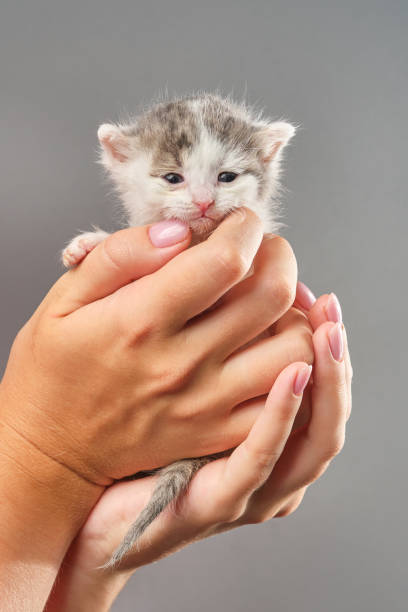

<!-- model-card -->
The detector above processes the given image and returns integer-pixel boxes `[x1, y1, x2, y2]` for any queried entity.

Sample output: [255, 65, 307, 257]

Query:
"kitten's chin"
[188, 217, 220, 236]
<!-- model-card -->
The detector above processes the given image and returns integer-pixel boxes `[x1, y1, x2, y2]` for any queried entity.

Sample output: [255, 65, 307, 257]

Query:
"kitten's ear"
[97, 124, 132, 165]
[258, 121, 296, 164]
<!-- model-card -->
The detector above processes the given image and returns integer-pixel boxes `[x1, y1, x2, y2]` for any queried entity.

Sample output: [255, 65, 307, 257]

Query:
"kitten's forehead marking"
[129, 95, 265, 174]
[129, 100, 199, 172]
[189, 95, 261, 154]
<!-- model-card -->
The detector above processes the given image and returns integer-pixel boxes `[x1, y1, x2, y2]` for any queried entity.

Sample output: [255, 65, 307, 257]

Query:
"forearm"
[0, 413, 103, 611]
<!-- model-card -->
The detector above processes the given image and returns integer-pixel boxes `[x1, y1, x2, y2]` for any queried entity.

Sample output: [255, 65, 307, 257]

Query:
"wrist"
[0, 405, 104, 609]
[46, 571, 130, 612]
[0, 340, 114, 487]
[0, 418, 103, 553]
[46, 546, 131, 612]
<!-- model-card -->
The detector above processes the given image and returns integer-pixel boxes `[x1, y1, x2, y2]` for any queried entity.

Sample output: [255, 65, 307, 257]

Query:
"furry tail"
[104, 457, 212, 569]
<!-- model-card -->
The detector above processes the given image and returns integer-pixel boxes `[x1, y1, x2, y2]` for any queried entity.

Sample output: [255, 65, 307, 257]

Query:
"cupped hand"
[46, 293, 351, 612]
[0, 209, 310, 486]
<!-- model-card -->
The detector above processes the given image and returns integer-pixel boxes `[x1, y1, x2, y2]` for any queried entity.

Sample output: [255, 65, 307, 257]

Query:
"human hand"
[0, 209, 310, 487]
[46, 294, 351, 612]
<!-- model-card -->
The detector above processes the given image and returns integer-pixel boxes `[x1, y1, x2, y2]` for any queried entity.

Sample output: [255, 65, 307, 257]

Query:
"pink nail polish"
[325, 293, 342, 323]
[149, 220, 189, 247]
[328, 323, 344, 362]
[296, 281, 316, 311]
[293, 365, 313, 396]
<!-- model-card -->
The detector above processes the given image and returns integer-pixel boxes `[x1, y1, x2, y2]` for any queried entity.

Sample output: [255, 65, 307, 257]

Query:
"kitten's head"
[98, 94, 295, 236]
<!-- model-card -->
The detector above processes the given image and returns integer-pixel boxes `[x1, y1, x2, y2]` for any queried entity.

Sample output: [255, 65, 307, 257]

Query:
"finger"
[292, 387, 312, 431]
[184, 235, 297, 358]
[220, 308, 313, 405]
[50, 221, 191, 315]
[293, 281, 316, 312]
[343, 326, 353, 421]
[137, 208, 263, 331]
[209, 395, 268, 454]
[217, 362, 312, 508]
[272, 321, 348, 492]
[303, 322, 347, 467]
[214, 486, 308, 530]
[273, 487, 307, 518]
[308, 292, 342, 332]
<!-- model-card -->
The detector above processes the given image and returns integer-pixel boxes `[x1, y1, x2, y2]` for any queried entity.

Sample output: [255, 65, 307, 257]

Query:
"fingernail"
[293, 364, 313, 396]
[328, 322, 344, 362]
[325, 293, 342, 323]
[149, 220, 189, 247]
[296, 281, 316, 311]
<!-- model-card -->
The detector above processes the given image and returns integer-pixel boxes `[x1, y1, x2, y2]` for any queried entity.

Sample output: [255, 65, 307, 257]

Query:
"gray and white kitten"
[62, 94, 295, 567]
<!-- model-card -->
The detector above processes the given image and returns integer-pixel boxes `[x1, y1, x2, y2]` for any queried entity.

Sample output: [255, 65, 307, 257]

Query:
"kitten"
[62, 94, 295, 567]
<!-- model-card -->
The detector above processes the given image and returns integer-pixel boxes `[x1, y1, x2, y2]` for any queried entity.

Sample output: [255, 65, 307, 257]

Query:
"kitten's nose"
[194, 200, 215, 214]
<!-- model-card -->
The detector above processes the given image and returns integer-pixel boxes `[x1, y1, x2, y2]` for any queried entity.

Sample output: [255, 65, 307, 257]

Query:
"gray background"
[0, 1, 406, 611]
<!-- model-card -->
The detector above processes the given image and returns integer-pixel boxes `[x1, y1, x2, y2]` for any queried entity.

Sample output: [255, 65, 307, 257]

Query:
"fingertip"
[212, 206, 264, 249]
[235, 205, 262, 227]
[313, 321, 346, 364]
[308, 294, 330, 330]
[272, 361, 312, 398]
[103, 224, 192, 270]
[293, 363, 313, 396]
[312, 320, 335, 349]
[148, 220, 191, 248]
[296, 281, 316, 311]
[328, 322, 344, 362]
[308, 292, 344, 332]
[324, 293, 343, 324]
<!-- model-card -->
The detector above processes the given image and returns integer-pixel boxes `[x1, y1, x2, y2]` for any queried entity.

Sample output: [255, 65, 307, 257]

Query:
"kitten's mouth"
[186, 208, 227, 236]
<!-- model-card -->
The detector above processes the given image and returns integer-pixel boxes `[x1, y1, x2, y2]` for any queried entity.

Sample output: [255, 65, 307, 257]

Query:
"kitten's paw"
[62, 230, 109, 268]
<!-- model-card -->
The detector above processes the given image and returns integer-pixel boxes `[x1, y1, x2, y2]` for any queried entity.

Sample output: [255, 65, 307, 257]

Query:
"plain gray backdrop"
[1, 1, 407, 611]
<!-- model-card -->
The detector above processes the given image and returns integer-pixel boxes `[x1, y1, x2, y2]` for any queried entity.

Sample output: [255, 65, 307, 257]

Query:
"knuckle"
[271, 276, 297, 312]
[332, 376, 348, 394]
[214, 245, 249, 282]
[225, 505, 246, 523]
[307, 463, 330, 484]
[274, 502, 301, 518]
[298, 326, 314, 365]
[242, 442, 279, 480]
[319, 375, 348, 402]
[285, 319, 314, 365]
[209, 499, 246, 524]
[274, 508, 291, 518]
[270, 235, 296, 264]
[319, 431, 346, 462]
[245, 512, 269, 525]
[331, 433, 346, 457]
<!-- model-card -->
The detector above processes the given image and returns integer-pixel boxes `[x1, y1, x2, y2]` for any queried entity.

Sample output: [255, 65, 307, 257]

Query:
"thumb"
[52, 220, 191, 314]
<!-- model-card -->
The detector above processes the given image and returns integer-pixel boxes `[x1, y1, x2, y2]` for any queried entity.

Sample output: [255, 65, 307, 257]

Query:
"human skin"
[0, 208, 313, 610]
[46, 290, 352, 612]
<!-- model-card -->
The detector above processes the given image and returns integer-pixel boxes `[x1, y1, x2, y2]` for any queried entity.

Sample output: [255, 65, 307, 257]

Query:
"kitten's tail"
[104, 457, 211, 569]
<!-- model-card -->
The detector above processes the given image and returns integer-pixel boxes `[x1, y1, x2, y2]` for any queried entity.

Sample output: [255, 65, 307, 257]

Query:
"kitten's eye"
[218, 172, 238, 183]
[163, 173, 184, 184]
